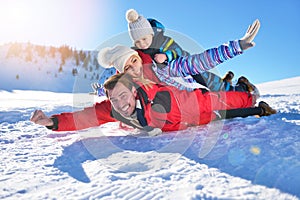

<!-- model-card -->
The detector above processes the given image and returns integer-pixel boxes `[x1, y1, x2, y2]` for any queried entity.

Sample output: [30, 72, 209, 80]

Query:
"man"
[102, 73, 275, 134]
[30, 73, 276, 135]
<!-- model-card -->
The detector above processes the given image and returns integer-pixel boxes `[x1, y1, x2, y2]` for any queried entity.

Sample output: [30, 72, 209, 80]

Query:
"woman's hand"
[239, 19, 261, 51]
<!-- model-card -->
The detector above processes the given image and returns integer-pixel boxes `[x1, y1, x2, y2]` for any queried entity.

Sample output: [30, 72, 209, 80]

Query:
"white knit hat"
[97, 45, 138, 72]
[126, 9, 154, 42]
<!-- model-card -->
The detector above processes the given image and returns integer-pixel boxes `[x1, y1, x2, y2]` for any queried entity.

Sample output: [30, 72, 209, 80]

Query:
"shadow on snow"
[53, 113, 300, 197]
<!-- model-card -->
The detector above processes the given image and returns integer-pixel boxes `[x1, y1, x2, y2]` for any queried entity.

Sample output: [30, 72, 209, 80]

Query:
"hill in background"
[0, 42, 115, 93]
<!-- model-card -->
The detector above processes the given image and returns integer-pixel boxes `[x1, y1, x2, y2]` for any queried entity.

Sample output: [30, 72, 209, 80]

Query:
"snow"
[1, 76, 300, 200]
[0, 43, 300, 199]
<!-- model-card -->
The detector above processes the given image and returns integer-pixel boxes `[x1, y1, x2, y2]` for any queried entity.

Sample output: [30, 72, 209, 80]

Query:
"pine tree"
[58, 64, 63, 73]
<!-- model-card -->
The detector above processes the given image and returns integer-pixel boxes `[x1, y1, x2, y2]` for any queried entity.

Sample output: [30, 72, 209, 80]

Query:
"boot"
[258, 101, 277, 116]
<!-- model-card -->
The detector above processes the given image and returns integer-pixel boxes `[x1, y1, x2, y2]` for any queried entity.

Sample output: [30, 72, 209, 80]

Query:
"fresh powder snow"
[0, 43, 299, 199]
[1, 77, 300, 199]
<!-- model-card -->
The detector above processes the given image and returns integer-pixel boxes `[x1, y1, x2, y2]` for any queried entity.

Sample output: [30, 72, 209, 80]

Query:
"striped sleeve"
[168, 40, 243, 77]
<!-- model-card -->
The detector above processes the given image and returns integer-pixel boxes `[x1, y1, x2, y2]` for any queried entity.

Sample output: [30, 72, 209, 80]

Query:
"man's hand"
[154, 53, 167, 63]
[239, 19, 261, 50]
[30, 110, 53, 126]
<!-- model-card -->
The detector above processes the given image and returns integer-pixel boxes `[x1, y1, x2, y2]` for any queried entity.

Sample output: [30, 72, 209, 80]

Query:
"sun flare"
[0, 0, 108, 49]
[0, 1, 33, 42]
[0, 2, 31, 27]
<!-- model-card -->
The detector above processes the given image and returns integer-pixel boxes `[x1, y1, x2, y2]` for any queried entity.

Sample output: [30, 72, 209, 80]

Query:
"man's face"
[123, 55, 143, 78]
[107, 81, 137, 117]
[134, 34, 153, 49]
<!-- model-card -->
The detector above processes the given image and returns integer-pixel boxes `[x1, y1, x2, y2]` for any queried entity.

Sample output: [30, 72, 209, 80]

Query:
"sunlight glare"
[0, 0, 109, 49]
[0, 1, 33, 42]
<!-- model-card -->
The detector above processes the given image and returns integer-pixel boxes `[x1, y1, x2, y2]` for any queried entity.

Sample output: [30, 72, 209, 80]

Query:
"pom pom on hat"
[125, 8, 154, 42]
[97, 45, 138, 72]
[126, 9, 139, 23]
[97, 47, 113, 68]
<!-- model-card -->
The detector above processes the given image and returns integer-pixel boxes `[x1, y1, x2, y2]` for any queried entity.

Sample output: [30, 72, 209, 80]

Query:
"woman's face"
[134, 34, 153, 49]
[123, 55, 143, 78]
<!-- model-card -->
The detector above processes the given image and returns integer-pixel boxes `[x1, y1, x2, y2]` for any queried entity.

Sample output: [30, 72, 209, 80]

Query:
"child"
[97, 29, 261, 103]
[126, 9, 189, 65]
[125, 9, 257, 93]
[92, 10, 259, 96]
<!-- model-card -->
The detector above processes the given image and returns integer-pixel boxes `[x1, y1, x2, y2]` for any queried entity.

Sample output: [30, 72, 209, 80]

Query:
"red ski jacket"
[51, 81, 253, 132]
[51, 100, 116, 131]
[126, 82, 253, 132]
[137, 50, 161, 83]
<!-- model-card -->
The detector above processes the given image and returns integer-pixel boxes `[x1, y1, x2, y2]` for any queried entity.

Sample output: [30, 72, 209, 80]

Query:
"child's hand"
[154, 53, 167, 63]
[239, 19, 260, 50]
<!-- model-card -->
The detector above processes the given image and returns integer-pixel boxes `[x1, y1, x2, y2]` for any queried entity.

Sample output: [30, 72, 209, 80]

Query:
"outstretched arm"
[166, 19, 261, 77]
[166, 40, 243, 77]
[30, 100, 117, 131]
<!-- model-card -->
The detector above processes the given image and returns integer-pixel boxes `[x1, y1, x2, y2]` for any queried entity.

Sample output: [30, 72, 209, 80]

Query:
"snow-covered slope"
[0, 76, 299, 199]
[0, 42, 115, 93]
[258, 76, 300, 95]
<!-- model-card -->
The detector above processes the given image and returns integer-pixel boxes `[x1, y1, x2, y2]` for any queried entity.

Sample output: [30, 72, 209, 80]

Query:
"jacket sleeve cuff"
[164, 50, 173, 62]
[230, 40, 243, 55]
[46, 117, 59, 130]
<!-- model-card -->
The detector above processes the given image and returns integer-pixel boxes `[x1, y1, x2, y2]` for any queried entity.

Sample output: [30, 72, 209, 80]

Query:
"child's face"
[134, 34, 153, 49]
[123, 55, 143, 78]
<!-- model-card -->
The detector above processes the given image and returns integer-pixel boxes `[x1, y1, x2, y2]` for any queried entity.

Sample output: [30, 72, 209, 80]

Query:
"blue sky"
[0, 0, 299, 84]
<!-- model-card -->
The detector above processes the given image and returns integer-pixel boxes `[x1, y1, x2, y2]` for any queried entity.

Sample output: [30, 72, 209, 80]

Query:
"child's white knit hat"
[126, 9, 154, 42]
[97, 45, 138, 72]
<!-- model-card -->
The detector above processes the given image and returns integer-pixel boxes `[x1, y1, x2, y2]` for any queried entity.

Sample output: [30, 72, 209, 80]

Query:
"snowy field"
[1, 77, 300, 199]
